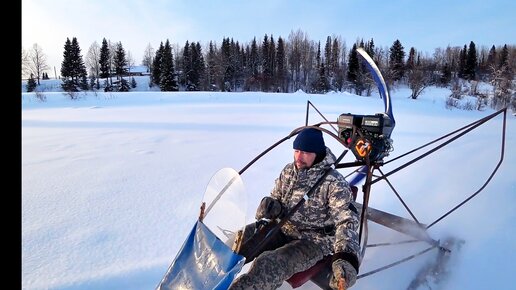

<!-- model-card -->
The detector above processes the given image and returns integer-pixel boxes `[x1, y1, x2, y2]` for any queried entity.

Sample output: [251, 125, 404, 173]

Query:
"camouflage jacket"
[269, 147, 360, 268]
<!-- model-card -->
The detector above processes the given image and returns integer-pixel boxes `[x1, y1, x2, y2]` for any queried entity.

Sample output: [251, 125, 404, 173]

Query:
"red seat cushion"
[286, 256, 332, 288]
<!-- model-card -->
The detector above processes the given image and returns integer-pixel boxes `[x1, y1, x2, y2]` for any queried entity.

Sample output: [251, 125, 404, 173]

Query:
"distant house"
[125, 65, 150, 76]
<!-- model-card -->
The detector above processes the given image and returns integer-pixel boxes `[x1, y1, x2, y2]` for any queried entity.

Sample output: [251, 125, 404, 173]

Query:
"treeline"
[22, 30, 515, 109]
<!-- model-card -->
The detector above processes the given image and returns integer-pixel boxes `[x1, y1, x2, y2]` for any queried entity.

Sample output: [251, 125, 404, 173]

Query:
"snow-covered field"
[22, 82, 515, 290]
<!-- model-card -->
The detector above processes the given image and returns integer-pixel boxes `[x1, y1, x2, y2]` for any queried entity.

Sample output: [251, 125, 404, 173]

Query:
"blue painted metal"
[356, 47, 396, 126]
[157, 221, 245, 290]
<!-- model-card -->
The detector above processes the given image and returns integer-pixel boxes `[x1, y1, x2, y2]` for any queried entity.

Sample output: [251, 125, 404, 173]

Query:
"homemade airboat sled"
[156, 48, 508, 290]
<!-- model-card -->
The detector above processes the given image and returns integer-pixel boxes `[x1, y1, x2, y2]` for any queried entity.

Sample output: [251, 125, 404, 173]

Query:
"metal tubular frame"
[235, 102, 507, 280]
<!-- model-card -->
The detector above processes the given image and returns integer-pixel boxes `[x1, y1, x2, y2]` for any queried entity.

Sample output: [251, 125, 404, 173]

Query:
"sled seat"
[286, 186, 358, 289]
[286, 255, 333, 288]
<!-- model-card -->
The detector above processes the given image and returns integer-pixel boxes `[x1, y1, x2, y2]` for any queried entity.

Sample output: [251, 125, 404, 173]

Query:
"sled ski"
[406, 237, 465, 290]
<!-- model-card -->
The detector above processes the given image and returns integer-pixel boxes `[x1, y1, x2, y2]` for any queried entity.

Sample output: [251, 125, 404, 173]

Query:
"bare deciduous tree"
[86, 41, 101, 88]
[126, 50, 135, 73]
[142, 43, 154, 73]
[26, 43, 50, 85]
[22, 48, 31, 79]
[407, 52, 433, 99]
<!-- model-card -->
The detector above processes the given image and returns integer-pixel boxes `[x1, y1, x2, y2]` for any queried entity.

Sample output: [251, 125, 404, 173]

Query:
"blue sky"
[22, 0, 515, 73]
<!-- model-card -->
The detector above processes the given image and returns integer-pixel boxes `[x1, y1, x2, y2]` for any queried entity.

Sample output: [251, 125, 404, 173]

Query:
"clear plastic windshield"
[201, 167, 247, 248]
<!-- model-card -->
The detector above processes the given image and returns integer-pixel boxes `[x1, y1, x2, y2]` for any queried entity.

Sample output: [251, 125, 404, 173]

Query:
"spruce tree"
[60, 37, 86, 92]
[60, 38, 73, 80]
[99, 38, 110, 79]
[440, 62, 452, 86]
[190, 42, 205, 91]
[221, 38, 233, 91]
[458, 45, 467, 79]
[499, 44, 509, 69]
[181, 41, 191, 89]
[464, 41, 477, 80]
[347, 44, 359, 88]
[114, 42, 128, 80]
[206, 41, 218, 90]
[71, 37, 87, 82]
[314, 42, 329, 94]
[331, 38, 344, 91]
[313, 41, 322, 93]
[324, 36, 332, 77]
[118, 78, 130, 92]
[364, 38, 375, 60]
[499, 44, 512, 79]
[485, 45, 497, 79]
[269, 35, 276, 89]
[276, 37, 286, 92]
[151, 42, 164, 87]
[262, 34, 272, 91]
[406, 47, 417, 70]
[159, 40, 178, 91]
[27, 73, 37, 92]
[389, 39, 405, 81]
[250, 37, 259, 79]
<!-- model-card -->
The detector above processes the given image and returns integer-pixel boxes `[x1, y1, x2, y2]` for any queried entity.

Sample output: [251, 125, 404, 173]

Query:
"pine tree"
[406, 47, 417, 70]
[458, 45, 467, 79]
[118, 78, 130, 92]
[60, 37, 86, 92]
[347, 44, 359, 88]
[313, 41, 322, 93]
[499, 44, 509, 69]
[60, 38, 73, 80]
[71, 37, 87, 81]
[206, 41, 218, 90]
[79, 74, 89, 90]
[99, 38, 110, 79]
[440, 62, 452, 86]
[191, 42, 205, 91]
[230, 40, 244, 91]
[324, 36, 332, 77]
[276, 37, 286, 92]
[314, 41, 329, 94]
[221, 38, 233, 91]
[364, 38, 375, 60]
[181, 41, 191, 88]
[159, 40, 178, 91]
[250, 37, 259, 79]
[89, 75, 95, 90]
[331, 37, 343, 91]
[464, 41, 477, 80]
[114, 42, 128, 80]
[389, 39, 405, 81]
[361, 39, 377, 96]
[316, 64, 330, 94]
[151, 42, 164, 87]
[498, 44, 512, 79]
[262, 34, 272, 91]
[27, 73, 37, 92]
[268, 35, 276, 90]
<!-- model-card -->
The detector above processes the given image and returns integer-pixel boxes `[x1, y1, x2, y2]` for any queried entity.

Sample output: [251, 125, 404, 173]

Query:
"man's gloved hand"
[255, 196, 284, 220]
[329, 259, 357, 289]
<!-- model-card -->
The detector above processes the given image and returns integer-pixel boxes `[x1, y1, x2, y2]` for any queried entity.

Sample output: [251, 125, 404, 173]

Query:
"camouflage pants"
[228, 237, 324, 290]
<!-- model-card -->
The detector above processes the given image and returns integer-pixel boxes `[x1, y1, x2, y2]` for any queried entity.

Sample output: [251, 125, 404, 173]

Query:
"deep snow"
[22, 80, 515, 290]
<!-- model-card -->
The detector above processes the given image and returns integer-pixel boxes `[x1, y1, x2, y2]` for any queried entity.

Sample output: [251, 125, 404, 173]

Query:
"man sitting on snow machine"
[228, 128, 360, 290]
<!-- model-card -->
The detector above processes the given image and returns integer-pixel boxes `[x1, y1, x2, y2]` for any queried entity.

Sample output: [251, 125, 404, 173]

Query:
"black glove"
[255, 196, 284, 220]
[330, 259, 357, 289]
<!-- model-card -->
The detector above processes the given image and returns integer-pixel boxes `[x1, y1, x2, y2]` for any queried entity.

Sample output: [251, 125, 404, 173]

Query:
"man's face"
[294, 150, 316, 170]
